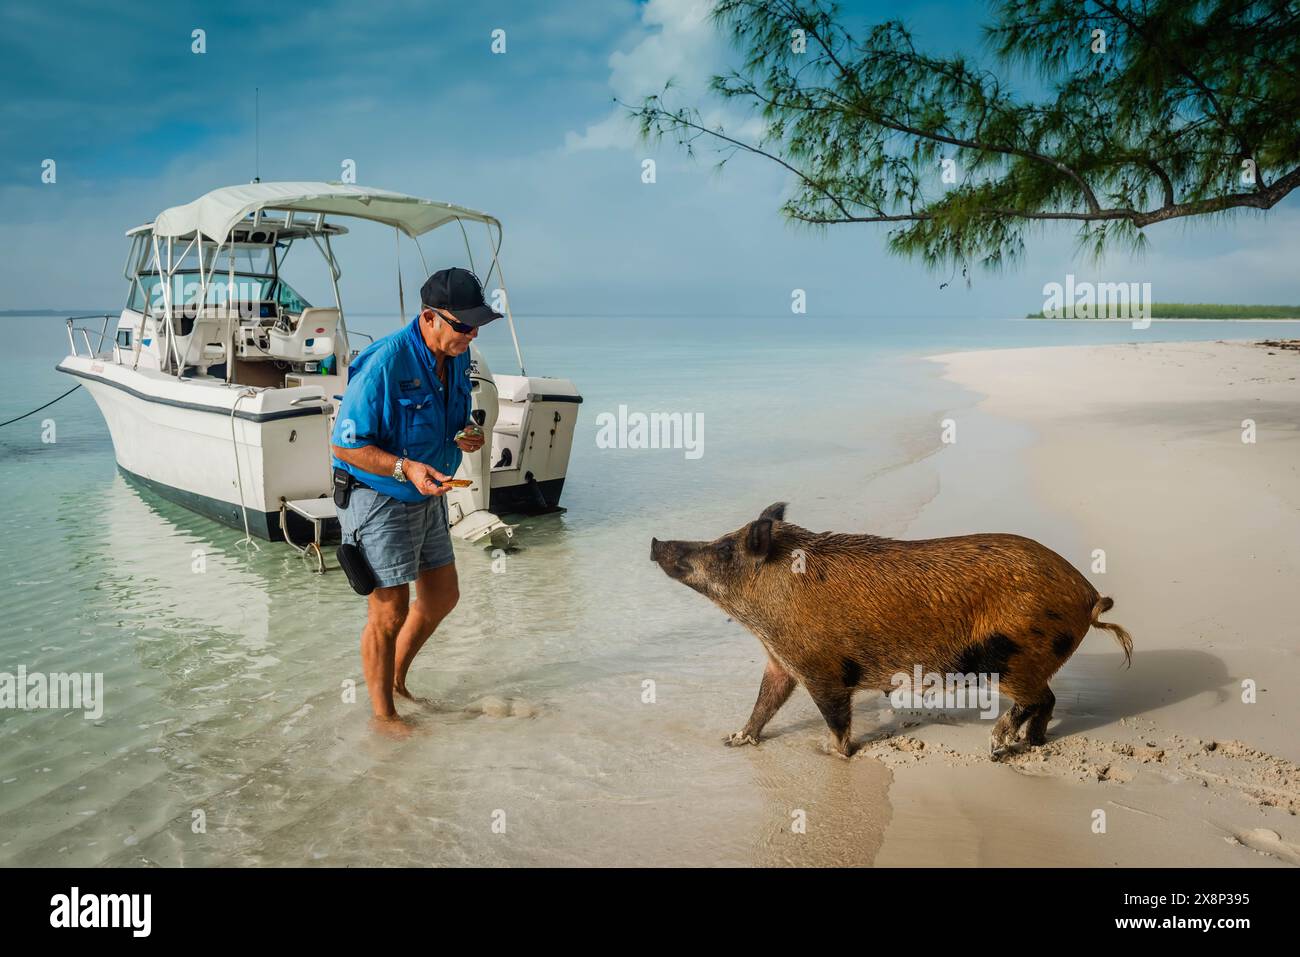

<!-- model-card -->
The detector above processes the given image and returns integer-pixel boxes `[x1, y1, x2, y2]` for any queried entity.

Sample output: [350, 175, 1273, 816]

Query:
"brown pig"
[649, 502, 1133, 758]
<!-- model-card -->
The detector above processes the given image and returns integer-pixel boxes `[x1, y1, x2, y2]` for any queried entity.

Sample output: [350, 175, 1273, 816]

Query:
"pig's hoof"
[990, 741, 1026, 761]
[724, 731, 758, 747]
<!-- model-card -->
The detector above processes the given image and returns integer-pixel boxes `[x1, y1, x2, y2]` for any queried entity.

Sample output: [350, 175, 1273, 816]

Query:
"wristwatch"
[393, 456, 408, 483]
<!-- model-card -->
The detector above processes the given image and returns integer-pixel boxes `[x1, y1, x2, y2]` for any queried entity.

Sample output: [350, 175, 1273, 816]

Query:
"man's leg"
[362, 584, 410, 719]
[394, 562, 459, 698]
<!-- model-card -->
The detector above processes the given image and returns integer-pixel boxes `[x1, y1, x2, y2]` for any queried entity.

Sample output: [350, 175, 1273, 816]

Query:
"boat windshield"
[128, 238, 316, 317]
[129, 272, 311, 316]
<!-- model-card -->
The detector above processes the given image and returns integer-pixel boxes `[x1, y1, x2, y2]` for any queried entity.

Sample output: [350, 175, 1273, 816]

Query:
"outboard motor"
[445, 345, 515, 546]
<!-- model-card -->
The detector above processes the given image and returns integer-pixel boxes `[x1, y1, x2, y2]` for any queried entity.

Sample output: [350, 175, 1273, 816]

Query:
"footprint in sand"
[1231, 828, 1300, 866]
[466, 696, 539, 719]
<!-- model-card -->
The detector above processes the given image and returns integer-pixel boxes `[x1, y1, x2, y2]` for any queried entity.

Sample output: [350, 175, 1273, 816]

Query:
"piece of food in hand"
[454, 424, 484, 442]
[440, 478, 474, 488]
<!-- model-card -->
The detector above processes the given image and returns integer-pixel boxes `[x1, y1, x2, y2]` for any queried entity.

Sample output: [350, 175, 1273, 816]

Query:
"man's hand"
[332, 444, 452, 495]
[403, 460, 452, 496]
[455, 424, 485, 454]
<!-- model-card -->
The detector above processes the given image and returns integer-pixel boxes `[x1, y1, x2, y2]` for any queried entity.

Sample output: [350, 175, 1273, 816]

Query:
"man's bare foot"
[394, 682, 415, 701]
[369, 713, 415, 739]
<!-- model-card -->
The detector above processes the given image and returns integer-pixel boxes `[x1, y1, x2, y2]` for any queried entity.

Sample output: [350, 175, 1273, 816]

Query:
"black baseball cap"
[419, 267, 503, 328]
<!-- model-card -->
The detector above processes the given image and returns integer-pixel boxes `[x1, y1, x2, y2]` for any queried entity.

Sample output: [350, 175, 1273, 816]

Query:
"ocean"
[2, 312, 1297, 865]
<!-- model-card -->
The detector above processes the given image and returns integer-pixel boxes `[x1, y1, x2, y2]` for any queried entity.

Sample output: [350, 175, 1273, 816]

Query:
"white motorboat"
[57, 182, 581, 564]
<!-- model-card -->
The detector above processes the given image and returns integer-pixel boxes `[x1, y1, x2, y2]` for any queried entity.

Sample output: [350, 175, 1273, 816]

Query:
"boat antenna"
[253, 88, 261, 184]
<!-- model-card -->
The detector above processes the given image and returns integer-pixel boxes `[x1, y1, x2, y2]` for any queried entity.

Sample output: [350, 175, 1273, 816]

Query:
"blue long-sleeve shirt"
[330, 317, 473, 503]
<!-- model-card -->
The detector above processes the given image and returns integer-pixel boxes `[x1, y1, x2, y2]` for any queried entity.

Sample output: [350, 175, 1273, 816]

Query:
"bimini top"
[149, 181, 499, 241]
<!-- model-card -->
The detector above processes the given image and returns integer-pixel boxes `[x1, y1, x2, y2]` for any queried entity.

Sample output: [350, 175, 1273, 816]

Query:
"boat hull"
[489, 476, 567, 515]
[58, 353, 578, 543]
[117, 466, 338, 543]
[59, 357, 336, 542]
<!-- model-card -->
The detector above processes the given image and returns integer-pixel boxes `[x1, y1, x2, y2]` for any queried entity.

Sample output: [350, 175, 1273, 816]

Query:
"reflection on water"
[2, 471, 899, 866]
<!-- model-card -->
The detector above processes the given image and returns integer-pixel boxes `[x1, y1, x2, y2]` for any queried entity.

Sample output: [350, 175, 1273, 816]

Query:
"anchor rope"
[0, 385, 82, 428]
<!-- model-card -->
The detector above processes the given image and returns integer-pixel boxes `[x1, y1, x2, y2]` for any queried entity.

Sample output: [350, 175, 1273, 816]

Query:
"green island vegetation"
[1027, 304, 1300, 320]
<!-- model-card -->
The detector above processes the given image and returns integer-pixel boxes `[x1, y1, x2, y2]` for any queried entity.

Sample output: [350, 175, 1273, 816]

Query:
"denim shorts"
[338, 486, 455, 588]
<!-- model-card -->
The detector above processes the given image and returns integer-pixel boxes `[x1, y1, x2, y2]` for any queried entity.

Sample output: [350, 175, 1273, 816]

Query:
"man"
[330, 267, 501, 730]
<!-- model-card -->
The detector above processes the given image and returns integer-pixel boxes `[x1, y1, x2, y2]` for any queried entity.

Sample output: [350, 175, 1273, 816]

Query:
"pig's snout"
[650, 537, 691, 580]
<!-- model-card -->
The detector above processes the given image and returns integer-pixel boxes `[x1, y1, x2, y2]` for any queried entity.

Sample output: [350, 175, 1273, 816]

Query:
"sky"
[1, 0, 1296, 317]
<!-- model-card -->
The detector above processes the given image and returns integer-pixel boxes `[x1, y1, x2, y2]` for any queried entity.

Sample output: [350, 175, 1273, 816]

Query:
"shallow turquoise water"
[2, 312, 1296, 865]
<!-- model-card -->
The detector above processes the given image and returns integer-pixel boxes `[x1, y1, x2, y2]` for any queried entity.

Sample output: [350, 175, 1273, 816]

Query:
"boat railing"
[65, 315, 117, 362]
[348, 329, 373, 362]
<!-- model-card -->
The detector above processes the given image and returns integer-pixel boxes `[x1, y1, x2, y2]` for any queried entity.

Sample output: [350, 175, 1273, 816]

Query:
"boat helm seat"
[177, 314, 229, 372]
[269, 306, 338, 362]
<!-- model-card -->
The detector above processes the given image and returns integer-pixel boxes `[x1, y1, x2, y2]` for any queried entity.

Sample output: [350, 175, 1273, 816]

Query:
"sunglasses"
[428, 307, 476, 335]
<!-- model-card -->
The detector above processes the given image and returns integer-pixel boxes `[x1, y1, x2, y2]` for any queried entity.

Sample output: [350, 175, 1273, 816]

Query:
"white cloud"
[565, 0, 756, 152]
[606, 0, 717, 96]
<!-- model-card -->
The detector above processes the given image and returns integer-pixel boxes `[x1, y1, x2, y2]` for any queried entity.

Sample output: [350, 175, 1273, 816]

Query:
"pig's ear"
[746, 518, 776, 560]
[758, 502, 787, 523]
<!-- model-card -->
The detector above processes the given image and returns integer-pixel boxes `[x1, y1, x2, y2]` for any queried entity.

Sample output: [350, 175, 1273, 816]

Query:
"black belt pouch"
[332, 467, 355, 509]
[336, 542, 376, 595]
[332, 467, 377, 595]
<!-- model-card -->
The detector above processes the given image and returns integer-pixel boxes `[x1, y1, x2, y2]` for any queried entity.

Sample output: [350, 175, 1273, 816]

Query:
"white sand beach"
[860, 340, 1300, 866]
